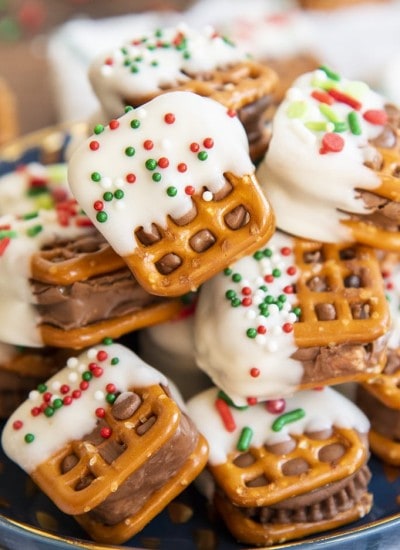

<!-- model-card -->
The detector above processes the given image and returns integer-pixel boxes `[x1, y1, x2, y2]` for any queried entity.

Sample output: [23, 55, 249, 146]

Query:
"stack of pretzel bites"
[1, 17, 400, 547]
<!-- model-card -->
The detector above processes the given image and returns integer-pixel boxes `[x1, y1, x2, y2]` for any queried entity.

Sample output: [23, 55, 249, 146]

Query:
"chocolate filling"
[345, 104, 400, 231]
[30, 235, 166, 330]
[236, 465, 371, 525]
[61, 389, 200, 526]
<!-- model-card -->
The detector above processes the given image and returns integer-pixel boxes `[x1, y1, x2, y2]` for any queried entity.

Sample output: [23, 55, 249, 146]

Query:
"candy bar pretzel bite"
[68, 91, 275, 297]
[1, 344, 209, 544]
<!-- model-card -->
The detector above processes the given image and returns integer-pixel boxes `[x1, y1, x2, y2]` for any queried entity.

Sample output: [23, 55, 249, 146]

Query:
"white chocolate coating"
[381, 259, 400, 350]
[1, 343, 168, 473]
[67, 90, 254, 257]
[0, 208, 95, 347]
[194, 231, 302, 406]
[88, 23, 249, 119]
[256, 69, 385, 242]
[187, 385, 370, 466]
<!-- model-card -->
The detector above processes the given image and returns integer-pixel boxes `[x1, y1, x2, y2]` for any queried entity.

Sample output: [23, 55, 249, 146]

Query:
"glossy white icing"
[1, 343, 168, 473]
[67, 90, 254, 257]
[88, 23, 249, 119]
[381, 260, 400, 350]
[187, 385, 370, 466]
[194, 231, 302, 406]
[256, 68, 386, 242]
[0, 208, 94, 347]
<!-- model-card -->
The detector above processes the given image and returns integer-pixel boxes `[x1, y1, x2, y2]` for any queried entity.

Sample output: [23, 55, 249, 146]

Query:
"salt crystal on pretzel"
[1, 342, 209, 544]
[257, 67, 400, 251]
[194, 230, 390, 406]
[68, 90, 275, 297]
[187, 385, 372, 546]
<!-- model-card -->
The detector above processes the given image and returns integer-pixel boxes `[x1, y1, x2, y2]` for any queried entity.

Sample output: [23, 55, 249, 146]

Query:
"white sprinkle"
[78, 363, 87, 373]
[266, 340, 278, 352]
[87, 348, 98, 359]
[68, 372, 78, 382]
[94, 390, 105, 401]
[67, 357, 79, 369]
[202, 191, 213, 202]
[272, 325, 283, 335]
[29, 390, 39, 401]
[256, 334, 267, 345]
[114, 201, 126, 210]
[100, 177, 112, 189]
[246, 310, 256, 320]
[51, 381, 61, 391]
[114, 178, 125, 189]
[269, 304, 280, 316]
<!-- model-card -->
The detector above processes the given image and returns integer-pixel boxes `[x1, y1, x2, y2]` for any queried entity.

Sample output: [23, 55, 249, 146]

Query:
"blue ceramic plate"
[1, 127, 400, 549]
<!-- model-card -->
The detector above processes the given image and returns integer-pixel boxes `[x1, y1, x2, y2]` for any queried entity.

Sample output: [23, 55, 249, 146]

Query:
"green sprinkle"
[44, 406, 55, 418]
[197, 151, 208, 161]
[333, 121, 348, 133]
[94, 124, 104, 135]
[224, 267, 233, 276]
[145, 159, 157, 170]
[130, 64, 139, 73]
[23, 211, 39, 220]
[125, 146, 135, 157]
[278, 294, 287, 303]
[348, 111, 362, 135]
[232, 273, 242, 283]
[272, 268, 281, 277]
[305, 121, 328, 132]
[217, 390, 248, 410]
[272, 408, 306, 432]
[286, 100, 307, 119]
[53, 398, 63, 409]
[106, 393, 116, 404]
[103, 337, 113, 345]
[96, 211, 108, 223]
[24, 433, 35, 444]
[310, 77, 334, 91]
[124, 105, 134, 113]
[151, 60, 159, 67]
[37, 383, 47, 393]
[231, 297, 241, 307]
[0, 230, 17, 239]
[155, 28, 163, 38]
[152, 172, 162, 182]
[114, 189, 124, 199]
[319, 103, 341, 123]
[263, 248, 273, 258]
[26, 224, 42, 237]
[111, 357, 119, 365]
[237, 427, 253, 451]
[183, 51, 191, 60]
[253, 250, 264, 260]
[167, 186, 177, 197]
[130, 119, 141, 129]
[292, 306, 302, 318]
[103, 191, 113, 201]
[246, 328, 257, 339]
[265, 295, 275, 304]
[225, 289, 236, 300]
[319, 65, 340, 81]
[91, 172, 101, 182]
[82, 371, 92, 382]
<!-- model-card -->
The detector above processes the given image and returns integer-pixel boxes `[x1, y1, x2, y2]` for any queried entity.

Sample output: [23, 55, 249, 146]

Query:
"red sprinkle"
[319, 132, 344, 154]
[185, 185, 195, 195]
[311, 89, 334, 105]
[80, 381, 89, 391]
[177, 163, 187, 173]
[89, 140, 100, 151]
[126, 173, 136, 184]
[43, 392, 52, 403]
[282, 323, 294, 333]
[264, 274, 274, 283]
[109, 120, 119, 130]
[363, 109, 388, 125]
[227, 108, 237, 118]
[143, 139, 154, 150]
[164, 112, 175, 124]
[242, 297, 252, 307]
[250, 367, 260, 378]
[100, 427, 112, 439]
[280, 247, 292, 256]
[328, 88, 362, 110]
[215, 398, 236, 432]
[72, 390, 81, 399]
[92, 367, 103, 378]
[247, 397, 258, 406]
[287, 266, 297, 276]
[31, 407, 41, 417]
[190, 142, 200, 153]
[265, 399, 286, 414]
[95, 408, 106, 418]
[203, 137, 214, 148]
[158, 157, 169, 169]
[93, 200, 104, 211]
[283, 285, 294, 294]
[106, 383, 116, 393]
[104, 57, 113, 66]
[313, 386, 324, 391]
[63, 396, 73, 406]
[60, 384, 70, 394]
[97, 350, 108, 362]
[12, 420, 23, 430]
[0, 237, 10, 256]
[257, 325, 267, 335]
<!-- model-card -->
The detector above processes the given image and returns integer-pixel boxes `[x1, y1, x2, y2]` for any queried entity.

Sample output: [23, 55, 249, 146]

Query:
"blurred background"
[1, 0, 400, 142]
